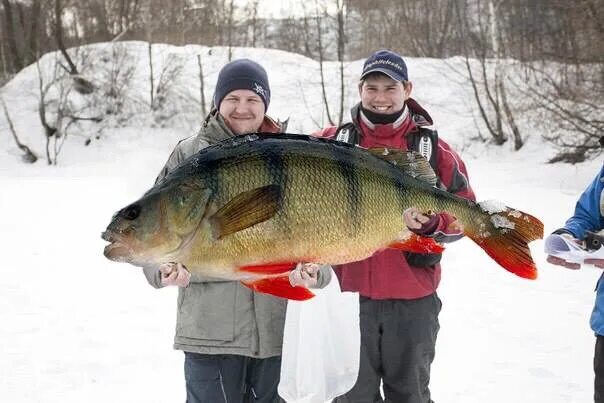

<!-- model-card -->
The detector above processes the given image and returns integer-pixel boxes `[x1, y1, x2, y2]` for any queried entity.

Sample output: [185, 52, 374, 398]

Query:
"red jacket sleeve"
[312, 126, 338, 139]
[428, 139, 476, 243]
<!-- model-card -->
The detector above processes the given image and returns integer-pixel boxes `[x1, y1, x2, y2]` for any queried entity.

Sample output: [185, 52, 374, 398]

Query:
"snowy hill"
[0, 43, 602, 402]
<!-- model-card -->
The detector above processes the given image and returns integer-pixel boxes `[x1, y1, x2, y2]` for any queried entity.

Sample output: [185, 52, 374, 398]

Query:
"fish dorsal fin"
[209, 184, 281, 239]
[368, 148, 437, 186]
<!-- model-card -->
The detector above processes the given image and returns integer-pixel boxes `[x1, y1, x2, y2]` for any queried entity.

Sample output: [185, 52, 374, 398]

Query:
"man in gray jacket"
[143, 59, 331, 403]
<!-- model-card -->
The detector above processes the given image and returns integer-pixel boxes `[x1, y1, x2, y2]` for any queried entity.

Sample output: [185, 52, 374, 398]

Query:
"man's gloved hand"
[547, 233, 582, 270]
[289, 263, 321, 289]
[585, 258, 604, 269]
[159, 262, 191, 287]
[546, 255, 581, 270]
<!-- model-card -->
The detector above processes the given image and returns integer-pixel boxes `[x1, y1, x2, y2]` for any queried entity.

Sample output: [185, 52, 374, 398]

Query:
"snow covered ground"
[0, 44, 602, 402]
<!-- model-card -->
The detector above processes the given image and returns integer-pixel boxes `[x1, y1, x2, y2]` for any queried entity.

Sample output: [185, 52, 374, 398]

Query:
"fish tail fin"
[465, 205, 544, 280]
[241, 275, 315, 301]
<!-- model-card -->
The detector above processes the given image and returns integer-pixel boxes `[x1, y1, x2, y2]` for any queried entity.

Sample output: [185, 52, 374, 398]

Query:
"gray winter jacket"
[143, 111, 332, 358]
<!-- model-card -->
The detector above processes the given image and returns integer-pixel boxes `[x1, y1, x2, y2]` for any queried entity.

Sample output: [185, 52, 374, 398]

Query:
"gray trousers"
[334, 294, 441, 403]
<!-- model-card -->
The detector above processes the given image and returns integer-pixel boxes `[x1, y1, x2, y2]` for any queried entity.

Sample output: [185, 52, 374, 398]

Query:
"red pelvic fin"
[467, 208, 544, 280]
[388, 234, 445, 254]
[237, 262, 297, 275]
[241, 276, 315, 301]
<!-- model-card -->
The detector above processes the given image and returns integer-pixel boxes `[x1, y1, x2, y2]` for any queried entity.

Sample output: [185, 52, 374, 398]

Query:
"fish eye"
[119, 204, 141, 220]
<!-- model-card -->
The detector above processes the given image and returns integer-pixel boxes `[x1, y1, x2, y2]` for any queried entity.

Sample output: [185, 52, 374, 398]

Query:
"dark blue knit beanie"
[213, 59, 271, 111]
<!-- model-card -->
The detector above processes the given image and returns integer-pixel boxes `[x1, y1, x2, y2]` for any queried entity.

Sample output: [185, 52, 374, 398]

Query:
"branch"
[0, 96, 37, 163]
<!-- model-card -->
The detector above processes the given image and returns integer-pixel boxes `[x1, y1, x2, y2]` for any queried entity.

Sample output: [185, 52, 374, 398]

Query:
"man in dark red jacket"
[316, 50, 476, 403]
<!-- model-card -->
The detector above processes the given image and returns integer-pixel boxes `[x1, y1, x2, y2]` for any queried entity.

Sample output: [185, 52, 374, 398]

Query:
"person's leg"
[218, 355, 249, 403]
[333, 296, 384, 403]
[245, 355, 283, 402]
[380, 293, 441, 403]
[595, 335, 604, 403]
[184, 352, 232, 403]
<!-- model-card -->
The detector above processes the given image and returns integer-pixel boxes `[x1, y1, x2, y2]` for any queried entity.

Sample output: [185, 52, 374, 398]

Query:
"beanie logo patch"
[253, 82, 266, 97]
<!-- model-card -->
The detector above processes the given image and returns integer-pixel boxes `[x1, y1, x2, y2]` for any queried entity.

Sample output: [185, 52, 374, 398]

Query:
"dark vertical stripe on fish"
[205, 160, 221, 203]
[331, 145, 361, 234]
[378, 159, 409, 216]
[262, 146, 289, 233]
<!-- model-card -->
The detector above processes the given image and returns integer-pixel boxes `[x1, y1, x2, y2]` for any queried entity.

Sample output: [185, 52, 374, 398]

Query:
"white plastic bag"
[278, 270, 360, 402]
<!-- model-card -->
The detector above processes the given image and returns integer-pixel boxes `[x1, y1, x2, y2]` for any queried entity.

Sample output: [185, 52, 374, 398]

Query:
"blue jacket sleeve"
[562, 165, 604, 239]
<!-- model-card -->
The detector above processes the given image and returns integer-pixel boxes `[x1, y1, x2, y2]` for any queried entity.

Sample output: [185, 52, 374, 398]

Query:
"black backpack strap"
[406, 127, 438, 171]
[334, 122, 360, 144]
[405, 127, 443, 269]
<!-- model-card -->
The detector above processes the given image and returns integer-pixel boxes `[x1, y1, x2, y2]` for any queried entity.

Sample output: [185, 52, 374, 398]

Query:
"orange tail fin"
[466, 206, 544, 280]
[388, 233, 445, 254]
[241, 275, 315, 301]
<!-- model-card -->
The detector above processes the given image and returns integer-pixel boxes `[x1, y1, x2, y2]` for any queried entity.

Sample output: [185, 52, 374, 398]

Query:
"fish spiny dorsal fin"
[368, 148, 437, 186]
[209, 184, 281, 239]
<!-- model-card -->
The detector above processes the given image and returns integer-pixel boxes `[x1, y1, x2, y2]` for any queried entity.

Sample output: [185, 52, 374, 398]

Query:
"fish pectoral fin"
[367, 148, 437, 186]
[388, 234, 445, 254]
[238, 262, 297, 274]
[209, 184, 281, 239]
[241, 276, 315, 301]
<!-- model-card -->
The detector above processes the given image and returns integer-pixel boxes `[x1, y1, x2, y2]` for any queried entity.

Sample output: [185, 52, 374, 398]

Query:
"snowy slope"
[0, 43, 602, 402]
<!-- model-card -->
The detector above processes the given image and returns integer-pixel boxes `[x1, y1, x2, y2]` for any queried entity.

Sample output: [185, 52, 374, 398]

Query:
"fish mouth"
[102, 230, 134, 262]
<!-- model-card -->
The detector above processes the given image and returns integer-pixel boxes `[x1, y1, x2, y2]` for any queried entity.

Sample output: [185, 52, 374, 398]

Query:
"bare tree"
[55, 0, 78, 74]
[335, 0, 346, 126]
[0, 96, 38, 163]
[36, 58, 62, 165]
[197, 53, 208, 117]
[35, 50, 103, 164]
[454, 0, 524, 149]
[227, 0, 234, 62]
[314, 0, 335, 126]
[143, 0, 155, 107]
[2, 0, 25, 71]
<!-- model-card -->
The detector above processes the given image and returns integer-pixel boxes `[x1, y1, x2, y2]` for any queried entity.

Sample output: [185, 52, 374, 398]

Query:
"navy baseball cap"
[360, 50, 408, 82]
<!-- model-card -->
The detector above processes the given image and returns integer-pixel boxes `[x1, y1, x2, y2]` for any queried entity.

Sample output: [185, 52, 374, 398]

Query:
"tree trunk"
[54, 0, 78, 74]
[1, 96, 38, 163]
[28, 0, 41, 61]
[1, 0, 24, 71]
[315, 2, 334, 126]
[336, 0, 345, 126]
[197, 54, 207, 116]
[148, 42, 154, 107]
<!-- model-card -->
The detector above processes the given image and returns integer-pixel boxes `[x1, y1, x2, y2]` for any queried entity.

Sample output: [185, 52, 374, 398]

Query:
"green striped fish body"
[170, 134, 446, 271]
[103, 133, 543, 299]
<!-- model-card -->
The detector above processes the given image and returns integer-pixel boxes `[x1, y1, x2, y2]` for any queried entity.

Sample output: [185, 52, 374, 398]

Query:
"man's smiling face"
[359, 73, 412, 115]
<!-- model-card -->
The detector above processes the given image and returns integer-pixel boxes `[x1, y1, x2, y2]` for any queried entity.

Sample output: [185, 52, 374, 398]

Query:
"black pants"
[595, 336, 604, 403]
[184, 352, 283, 403]
[334, 294, 441, 403]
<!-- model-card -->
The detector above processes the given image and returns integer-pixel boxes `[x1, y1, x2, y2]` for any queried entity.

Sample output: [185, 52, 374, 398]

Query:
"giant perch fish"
[102, 133, 544, 300]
